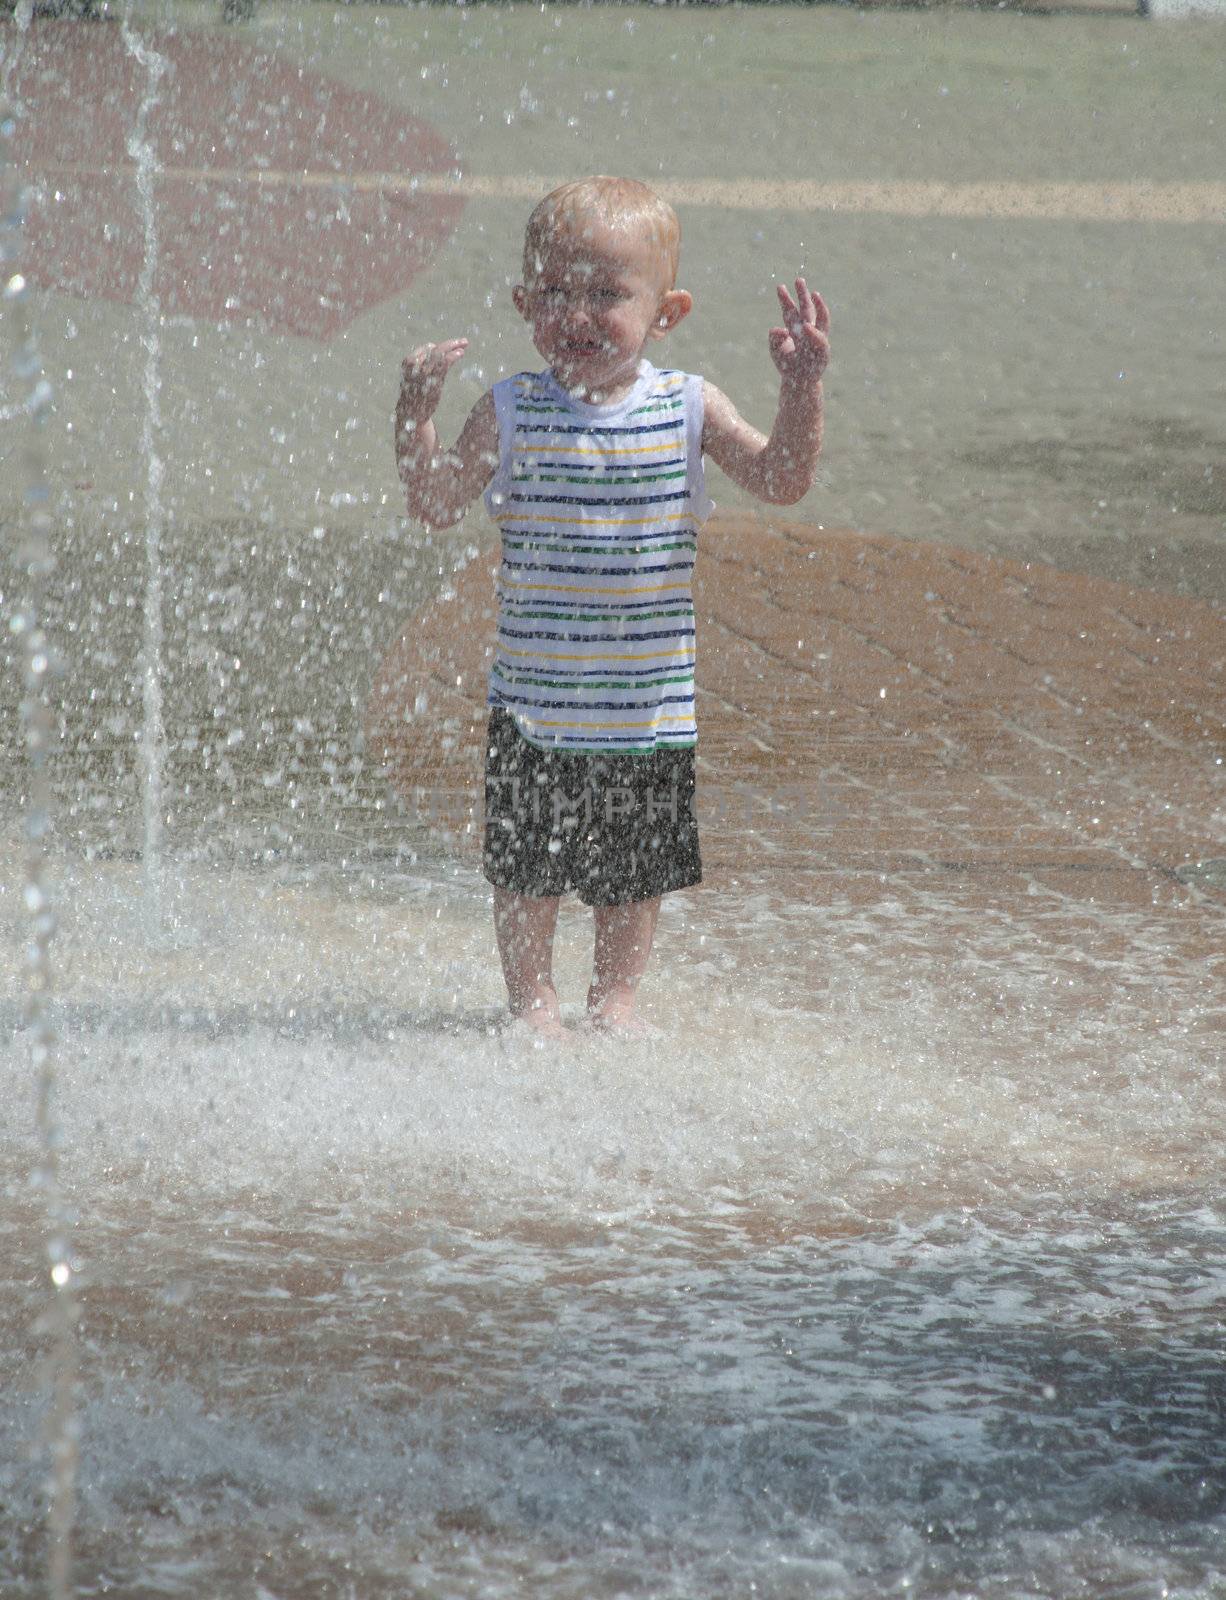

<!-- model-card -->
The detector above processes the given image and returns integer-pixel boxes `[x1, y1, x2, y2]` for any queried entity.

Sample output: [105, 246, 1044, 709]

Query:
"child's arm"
[702, 277, 830, 507]
[395, 338, 499, 529]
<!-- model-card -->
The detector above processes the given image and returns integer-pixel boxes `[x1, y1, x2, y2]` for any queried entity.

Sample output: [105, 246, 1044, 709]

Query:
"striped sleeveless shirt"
[484, 360, 713, 754]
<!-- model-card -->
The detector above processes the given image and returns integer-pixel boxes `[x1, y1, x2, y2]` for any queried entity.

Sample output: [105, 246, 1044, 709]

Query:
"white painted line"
[22, 165, 1226, 224]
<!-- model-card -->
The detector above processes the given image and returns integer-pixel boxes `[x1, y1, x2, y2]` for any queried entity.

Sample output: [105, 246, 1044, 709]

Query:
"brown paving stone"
[365, 516, 1224, 958]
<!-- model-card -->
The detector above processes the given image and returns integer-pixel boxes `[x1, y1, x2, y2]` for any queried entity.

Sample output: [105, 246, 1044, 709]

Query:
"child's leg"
[493, 887, 564, 1033]
[587, 896, 661, 1030]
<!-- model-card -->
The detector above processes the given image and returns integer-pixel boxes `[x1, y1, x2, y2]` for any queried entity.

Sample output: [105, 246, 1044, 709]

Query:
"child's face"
[513, 215, 691, 399]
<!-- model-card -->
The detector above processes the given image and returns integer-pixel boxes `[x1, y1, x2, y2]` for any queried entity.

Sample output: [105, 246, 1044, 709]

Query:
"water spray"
[120, 0, 170, 933]
[2, 30, 79, 1600]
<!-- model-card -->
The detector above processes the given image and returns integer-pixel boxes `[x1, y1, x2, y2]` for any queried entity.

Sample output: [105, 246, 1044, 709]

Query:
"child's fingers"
[402, 349, 439, 389]
[776, 283, 800, 325]
[782, 278, 831, 337]
[402, 338, 468, 377]
[779, 280, 826, 341]
[803, 325, 831, 370]
[796, 283, 830, 335]
[398, 347, 454, 427]
[806, 289, 831, 334]
[782, 277, 811, 313]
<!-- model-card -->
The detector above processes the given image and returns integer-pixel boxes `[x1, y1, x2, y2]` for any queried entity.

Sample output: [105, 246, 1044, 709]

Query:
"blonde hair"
[522, 176, 681, 289]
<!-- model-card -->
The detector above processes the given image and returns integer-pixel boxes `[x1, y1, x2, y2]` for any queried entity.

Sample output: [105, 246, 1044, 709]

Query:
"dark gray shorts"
[482, 709, 702, 907]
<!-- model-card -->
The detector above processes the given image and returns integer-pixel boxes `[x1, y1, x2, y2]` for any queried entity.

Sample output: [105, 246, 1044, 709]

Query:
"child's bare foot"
[494, 888, 565, 1038]
[585, 982, 653, 1037]
[587, 898, 660, 1036]
[587, 1012, 650, 1038]
[509, 986, 567, 1041]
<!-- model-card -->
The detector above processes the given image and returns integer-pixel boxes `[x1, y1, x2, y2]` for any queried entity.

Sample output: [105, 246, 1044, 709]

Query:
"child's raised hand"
[768, 279, 830, 386]
[397, 338, 469, 431]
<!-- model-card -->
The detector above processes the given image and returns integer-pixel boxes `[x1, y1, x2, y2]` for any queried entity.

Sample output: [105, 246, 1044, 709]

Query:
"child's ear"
[649, 289, 693, 340]
[512, 284, 529, 320]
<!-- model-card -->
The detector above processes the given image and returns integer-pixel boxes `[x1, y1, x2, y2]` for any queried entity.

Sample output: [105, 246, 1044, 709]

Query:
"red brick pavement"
[369, 519, 1220, 863]
[367, 517, 1224, 1012]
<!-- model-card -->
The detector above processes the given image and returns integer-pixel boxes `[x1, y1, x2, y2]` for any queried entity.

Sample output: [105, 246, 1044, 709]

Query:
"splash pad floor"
[369, 516, 1223, 1030]
[4, 517, 1223, 1598]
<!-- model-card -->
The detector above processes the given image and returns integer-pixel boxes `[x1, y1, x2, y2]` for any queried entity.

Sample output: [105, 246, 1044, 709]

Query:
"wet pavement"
[370, 516, 1224, 1014]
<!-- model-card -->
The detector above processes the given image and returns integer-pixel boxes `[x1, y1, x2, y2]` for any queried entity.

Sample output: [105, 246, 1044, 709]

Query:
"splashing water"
[0, 850, 1223, 1598]
[1, 51, 78, 1600]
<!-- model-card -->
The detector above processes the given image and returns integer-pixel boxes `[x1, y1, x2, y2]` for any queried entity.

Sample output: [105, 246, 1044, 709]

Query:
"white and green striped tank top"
[484, 360, 713, 753]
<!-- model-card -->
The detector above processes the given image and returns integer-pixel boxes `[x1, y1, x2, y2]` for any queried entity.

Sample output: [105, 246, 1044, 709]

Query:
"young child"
[395, 175, 829, 1037]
